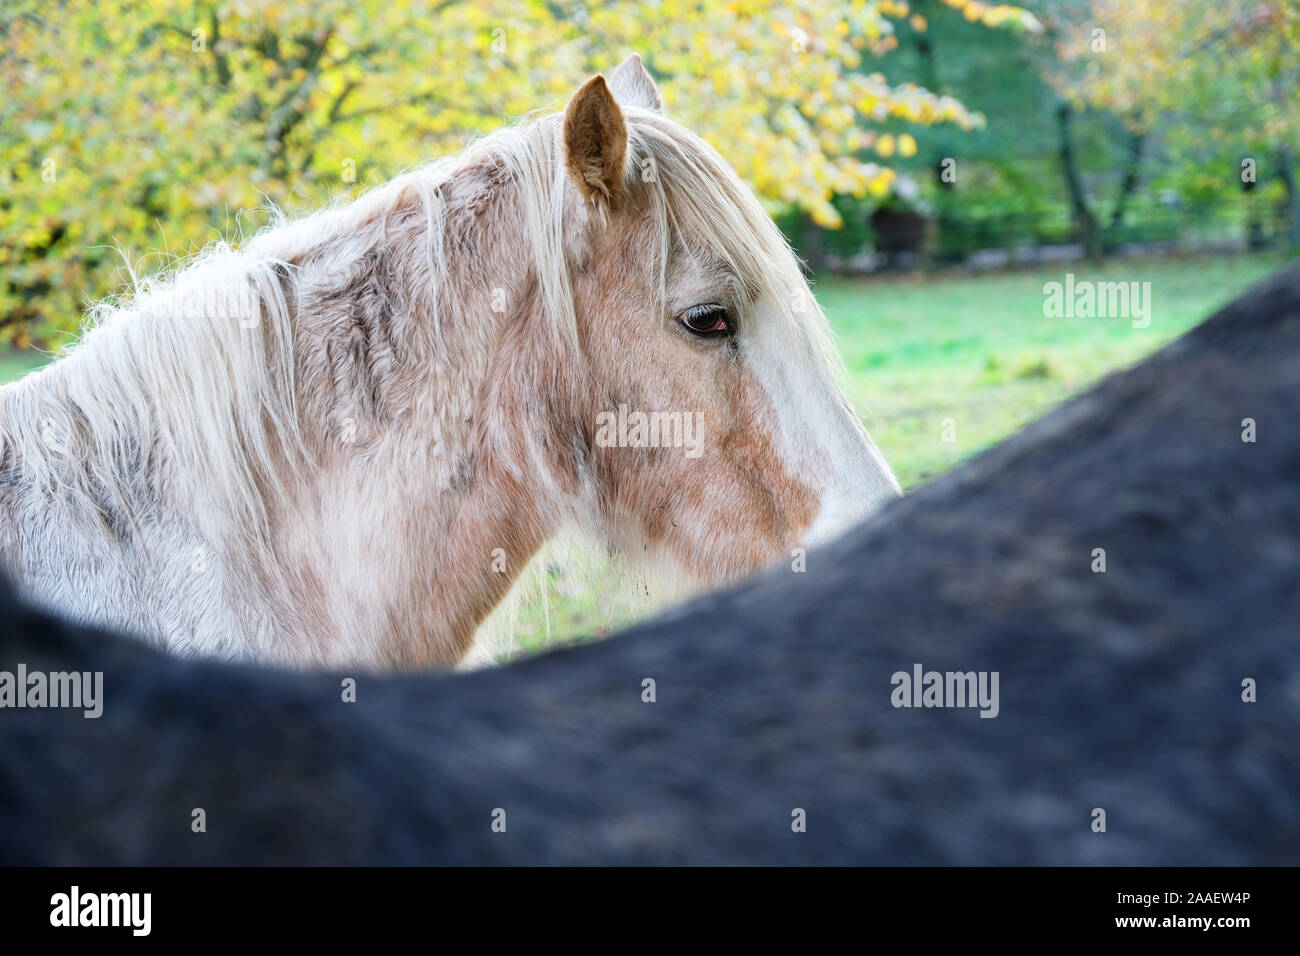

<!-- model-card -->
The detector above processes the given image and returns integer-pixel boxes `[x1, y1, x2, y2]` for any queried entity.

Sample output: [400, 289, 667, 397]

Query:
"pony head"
[506, 55, 901, 588]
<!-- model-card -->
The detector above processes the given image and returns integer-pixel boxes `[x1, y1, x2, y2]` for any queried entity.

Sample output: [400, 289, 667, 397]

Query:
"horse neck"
[0, 164, 573, 670]
[276, 168, 575, 667]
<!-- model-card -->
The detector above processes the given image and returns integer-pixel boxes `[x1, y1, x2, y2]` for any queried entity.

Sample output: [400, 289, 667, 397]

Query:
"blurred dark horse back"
[2, 264, 1299, 864]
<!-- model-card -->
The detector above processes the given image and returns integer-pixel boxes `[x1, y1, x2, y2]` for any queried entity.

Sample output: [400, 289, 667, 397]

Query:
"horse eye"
[679, 304, 733, 337]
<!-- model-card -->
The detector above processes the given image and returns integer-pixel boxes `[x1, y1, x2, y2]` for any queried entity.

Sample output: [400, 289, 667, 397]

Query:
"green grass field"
[3, 252, 1289, 655]
[823, 254, 1289, 488]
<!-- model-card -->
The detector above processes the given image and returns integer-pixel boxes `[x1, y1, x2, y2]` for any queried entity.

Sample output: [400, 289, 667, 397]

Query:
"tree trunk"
[1107, 129, 1146, 244]
[914, 0, 946, 269]
[1057, 102, 1102, 262]
[1278, 146, 1300, 251]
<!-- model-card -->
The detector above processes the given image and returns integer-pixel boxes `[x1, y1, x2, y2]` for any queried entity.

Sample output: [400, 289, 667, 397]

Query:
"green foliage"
[804, 0, 1300, 262]
[1, 0, 1031, 344]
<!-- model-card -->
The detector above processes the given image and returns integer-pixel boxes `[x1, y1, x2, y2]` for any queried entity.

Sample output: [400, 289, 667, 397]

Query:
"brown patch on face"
[606, 370, 822, 583]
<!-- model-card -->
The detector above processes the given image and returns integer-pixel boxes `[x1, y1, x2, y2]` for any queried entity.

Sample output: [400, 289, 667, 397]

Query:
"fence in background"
[822, 193, 1295, 273]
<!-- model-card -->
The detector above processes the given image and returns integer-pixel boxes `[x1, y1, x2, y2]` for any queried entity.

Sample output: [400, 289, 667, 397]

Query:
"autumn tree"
[1049, 0, 1300, 252]
[2, 0, 1031, 344]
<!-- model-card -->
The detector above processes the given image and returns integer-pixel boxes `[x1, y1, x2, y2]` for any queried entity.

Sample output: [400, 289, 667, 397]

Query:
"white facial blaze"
[743, 295, 901, 548]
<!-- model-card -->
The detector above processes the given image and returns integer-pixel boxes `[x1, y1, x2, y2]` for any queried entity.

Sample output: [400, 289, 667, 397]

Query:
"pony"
[0, 55, 900, 669]
[3, 264, 1298, 864]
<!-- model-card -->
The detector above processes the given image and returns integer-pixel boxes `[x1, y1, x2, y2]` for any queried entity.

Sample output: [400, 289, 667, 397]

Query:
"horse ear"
[609, 53, 663, 112]
[563, 75, 628, 207]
